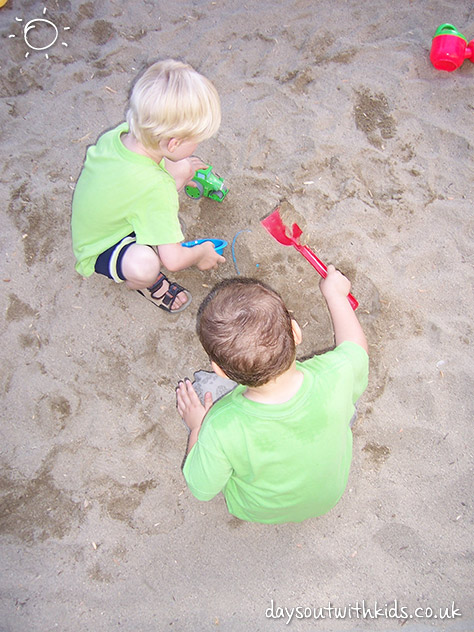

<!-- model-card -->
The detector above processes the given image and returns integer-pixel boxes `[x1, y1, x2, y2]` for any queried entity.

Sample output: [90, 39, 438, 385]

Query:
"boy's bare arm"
[319, 265, 368, 352]
[158, 241, 225, 272]
[165, 156, 207, 191]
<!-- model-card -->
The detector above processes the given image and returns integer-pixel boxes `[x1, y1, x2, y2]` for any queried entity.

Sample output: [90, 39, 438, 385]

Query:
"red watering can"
[430, 24, 474, 72]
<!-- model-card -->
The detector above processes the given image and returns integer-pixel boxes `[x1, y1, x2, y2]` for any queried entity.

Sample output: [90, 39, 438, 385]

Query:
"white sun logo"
[8, 5, 70, 59]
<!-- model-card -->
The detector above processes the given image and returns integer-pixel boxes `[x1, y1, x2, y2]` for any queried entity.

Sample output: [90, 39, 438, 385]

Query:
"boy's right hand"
[319, 264, 351, 302]
[196, 241, 226, 270]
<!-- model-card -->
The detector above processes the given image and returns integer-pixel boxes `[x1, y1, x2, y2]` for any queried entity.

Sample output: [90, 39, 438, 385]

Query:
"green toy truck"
[184, 165, 228, 202]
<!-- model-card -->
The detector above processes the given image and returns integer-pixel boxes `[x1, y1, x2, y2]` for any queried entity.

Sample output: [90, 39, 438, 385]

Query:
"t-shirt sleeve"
[183, 421, 233, 501]
[303, 340, 369, 404]
[334, 341, 369, 402]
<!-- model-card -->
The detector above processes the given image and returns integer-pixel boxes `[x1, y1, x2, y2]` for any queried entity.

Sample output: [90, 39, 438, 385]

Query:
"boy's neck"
[121, 132, 164, 165]
[243, 362, 303, 404]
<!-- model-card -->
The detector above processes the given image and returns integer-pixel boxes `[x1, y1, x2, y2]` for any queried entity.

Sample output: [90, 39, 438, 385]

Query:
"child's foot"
[139, 273, 192, 313]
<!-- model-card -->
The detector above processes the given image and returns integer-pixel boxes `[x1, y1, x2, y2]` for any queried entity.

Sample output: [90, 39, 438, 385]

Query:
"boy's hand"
[184, 156, 207, 184]
[196, 241, 226, 270]
[319, 264, 351, 302]
[176, 378, 213, 432]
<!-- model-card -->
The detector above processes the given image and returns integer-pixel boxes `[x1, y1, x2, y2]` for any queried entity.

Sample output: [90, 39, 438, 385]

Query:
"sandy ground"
[1, 0, 473, 630]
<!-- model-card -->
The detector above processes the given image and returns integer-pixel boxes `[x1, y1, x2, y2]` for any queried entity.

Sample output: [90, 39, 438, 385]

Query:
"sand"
[0, 0, 473, 630]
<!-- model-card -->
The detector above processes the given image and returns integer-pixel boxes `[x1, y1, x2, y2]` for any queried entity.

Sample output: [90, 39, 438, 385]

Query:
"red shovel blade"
[291, 223, 303, 241]
[261, 207, 294, 246]
[260, 207, 307, 248]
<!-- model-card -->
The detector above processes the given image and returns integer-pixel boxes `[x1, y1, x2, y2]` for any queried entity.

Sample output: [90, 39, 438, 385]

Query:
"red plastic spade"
[261, 207, 359, 310]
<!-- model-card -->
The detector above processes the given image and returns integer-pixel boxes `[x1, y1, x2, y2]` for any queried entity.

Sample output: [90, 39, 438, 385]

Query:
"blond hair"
[197, 278, 296, 388]
[126, 59, 221, 148]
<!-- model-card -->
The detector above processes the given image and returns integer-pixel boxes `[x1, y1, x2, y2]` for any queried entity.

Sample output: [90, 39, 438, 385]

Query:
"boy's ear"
[291, 319, 302, 345]
[167, 137, 181, 153]
[211, 361, 228, 379]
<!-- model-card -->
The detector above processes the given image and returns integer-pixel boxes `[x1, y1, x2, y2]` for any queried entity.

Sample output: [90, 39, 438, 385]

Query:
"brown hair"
[197, 278, 296, 387]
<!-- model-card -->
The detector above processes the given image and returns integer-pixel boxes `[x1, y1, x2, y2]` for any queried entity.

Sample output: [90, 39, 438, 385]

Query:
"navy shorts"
[94, 233, 137, 282]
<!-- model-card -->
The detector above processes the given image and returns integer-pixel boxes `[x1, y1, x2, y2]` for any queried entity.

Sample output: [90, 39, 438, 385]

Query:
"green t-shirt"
[183, 341, 369, 524]
[71, 122, 183, 277]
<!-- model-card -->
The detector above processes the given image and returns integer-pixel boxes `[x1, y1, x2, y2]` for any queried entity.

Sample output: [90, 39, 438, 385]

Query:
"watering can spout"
[467, 41, 474, 60]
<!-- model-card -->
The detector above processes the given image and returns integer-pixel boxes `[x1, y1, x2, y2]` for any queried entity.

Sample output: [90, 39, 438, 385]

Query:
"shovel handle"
[297, 245, 359, 311]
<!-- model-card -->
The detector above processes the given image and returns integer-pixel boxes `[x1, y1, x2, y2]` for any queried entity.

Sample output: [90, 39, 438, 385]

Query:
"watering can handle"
[434, 24, 466, 39]
[297, 244, 359, 310]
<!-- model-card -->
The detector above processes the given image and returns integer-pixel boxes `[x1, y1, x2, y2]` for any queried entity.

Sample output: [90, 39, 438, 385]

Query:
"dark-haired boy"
[176, 266, 368, 523]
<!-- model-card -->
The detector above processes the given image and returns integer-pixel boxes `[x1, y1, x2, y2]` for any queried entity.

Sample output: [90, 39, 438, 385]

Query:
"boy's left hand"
[184, 156, 207, 184]
[176, 378, 213, 432]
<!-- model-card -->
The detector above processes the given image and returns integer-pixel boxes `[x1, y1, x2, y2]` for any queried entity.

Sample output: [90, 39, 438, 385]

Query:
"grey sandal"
[137, 272, 192, 313]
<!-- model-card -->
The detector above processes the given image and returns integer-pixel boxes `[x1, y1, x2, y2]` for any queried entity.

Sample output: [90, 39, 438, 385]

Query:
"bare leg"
[121, 244, 160, 289]
[120, 244, 189, 310]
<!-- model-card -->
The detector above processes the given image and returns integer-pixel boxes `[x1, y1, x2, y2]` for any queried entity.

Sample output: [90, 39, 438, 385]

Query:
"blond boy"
[71, 59, 225, 312]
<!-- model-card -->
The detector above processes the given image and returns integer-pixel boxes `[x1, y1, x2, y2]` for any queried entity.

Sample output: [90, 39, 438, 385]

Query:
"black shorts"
[94, 233, 136, 282]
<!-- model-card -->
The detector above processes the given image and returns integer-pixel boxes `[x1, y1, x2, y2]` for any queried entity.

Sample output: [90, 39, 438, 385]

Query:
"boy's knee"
[122, 245, 160, 284]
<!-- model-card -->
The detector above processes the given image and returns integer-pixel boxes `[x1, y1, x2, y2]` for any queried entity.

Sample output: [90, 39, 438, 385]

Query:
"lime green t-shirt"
[71, 122, 183, 277]
[183, 341, 369, 524]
